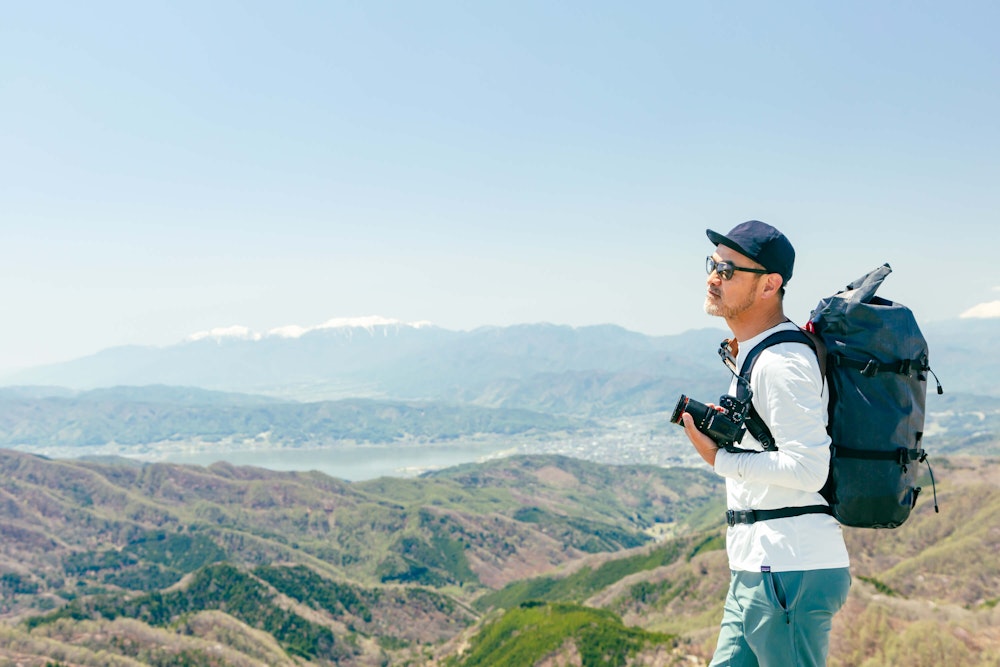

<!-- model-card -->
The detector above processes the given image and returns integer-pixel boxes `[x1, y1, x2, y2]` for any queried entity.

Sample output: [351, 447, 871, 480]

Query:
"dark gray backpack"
[742, 264, 941, 528]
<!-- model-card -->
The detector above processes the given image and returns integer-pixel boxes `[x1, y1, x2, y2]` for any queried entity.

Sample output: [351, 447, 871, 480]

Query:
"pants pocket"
[764, 571, 788, 611]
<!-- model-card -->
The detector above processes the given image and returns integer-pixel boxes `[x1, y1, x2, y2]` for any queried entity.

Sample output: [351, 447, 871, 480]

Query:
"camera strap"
[719, 329, 821, 453]
[718, 338, 739, 375]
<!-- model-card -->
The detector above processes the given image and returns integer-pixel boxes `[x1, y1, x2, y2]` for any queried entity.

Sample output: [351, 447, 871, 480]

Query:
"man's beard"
[704, 289, 757, 319]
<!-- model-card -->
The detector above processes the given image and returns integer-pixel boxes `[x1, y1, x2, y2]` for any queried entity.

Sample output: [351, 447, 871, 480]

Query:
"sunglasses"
[706, 256, 769, 281]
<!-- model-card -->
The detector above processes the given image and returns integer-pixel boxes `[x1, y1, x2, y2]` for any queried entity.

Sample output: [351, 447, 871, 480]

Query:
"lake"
[156, 441, 518, 481]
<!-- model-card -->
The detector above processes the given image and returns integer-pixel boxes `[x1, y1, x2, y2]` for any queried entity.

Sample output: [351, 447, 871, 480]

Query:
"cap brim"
[706, 228, 752, 261]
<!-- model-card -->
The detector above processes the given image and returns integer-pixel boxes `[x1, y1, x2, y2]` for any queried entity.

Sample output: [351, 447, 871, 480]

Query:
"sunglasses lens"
[707, 258, 734, 280]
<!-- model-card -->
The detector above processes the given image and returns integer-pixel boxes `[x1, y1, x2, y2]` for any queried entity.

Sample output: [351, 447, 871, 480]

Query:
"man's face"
[704, 245, 766, 319]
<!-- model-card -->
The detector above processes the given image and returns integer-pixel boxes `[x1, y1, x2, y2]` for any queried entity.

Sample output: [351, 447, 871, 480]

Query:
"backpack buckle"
[862, 359, 880, 377]
[898, 447, 913, 466]
[726, 509, 755, 526]
[897, 447, 925, 471]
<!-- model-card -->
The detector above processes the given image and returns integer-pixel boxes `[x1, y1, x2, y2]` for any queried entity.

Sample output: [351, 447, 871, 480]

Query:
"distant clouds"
[960, 300, 1000, 319]
[961, 287, 1000, 319]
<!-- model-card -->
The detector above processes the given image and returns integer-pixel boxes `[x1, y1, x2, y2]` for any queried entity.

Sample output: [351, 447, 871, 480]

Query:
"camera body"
[670, 393, 750, 448]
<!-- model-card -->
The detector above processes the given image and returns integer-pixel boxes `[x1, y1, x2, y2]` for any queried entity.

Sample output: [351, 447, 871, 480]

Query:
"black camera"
[670, 393, 750, 448]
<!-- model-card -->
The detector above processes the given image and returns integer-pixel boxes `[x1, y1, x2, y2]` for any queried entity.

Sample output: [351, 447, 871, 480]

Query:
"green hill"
[442, 601, 675, 667]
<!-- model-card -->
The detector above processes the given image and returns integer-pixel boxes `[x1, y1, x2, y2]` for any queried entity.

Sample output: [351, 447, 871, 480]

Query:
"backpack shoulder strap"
[736, 328, 821, 452]
[741, 329, 818, 374]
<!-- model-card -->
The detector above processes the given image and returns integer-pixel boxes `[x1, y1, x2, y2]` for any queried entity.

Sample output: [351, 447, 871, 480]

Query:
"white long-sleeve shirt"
[713, 321, 850, 572]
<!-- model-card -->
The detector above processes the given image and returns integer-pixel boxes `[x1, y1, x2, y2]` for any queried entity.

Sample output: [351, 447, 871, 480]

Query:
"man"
[680, 220, 850, 667]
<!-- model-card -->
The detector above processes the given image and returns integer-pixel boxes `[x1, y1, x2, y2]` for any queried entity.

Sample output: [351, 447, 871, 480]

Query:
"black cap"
[706, 220, 795, 285]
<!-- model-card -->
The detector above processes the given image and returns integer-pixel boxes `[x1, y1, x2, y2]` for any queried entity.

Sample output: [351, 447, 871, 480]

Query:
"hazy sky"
[2, 2, 998, 374]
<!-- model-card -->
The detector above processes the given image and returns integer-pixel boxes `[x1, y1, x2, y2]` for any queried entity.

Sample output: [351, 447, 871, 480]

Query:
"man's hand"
[680, 409, 721, 467]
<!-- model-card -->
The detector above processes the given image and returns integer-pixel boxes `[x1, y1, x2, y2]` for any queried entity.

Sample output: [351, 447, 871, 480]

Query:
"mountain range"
[0, 317, 995, 463]
[1, 320, 735, 417]
[4, 316, 995, 409]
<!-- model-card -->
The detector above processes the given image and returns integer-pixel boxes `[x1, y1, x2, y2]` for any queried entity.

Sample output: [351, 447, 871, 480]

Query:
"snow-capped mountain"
[185, 317, 435, 343]
[0, 317, 730, 414]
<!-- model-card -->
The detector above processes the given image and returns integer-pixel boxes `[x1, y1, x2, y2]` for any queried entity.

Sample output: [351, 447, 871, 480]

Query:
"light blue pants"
[709, 568, 851, 667]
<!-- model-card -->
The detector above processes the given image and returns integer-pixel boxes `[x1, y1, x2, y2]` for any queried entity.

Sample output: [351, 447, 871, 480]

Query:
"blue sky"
[2, 1, 998, 373]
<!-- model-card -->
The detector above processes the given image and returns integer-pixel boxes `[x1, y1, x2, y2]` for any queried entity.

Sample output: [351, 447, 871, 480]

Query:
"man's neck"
[726, 309, 788, 343]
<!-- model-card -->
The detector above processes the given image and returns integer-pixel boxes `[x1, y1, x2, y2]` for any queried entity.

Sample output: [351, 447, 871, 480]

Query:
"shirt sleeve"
[713, 344, 830, 492]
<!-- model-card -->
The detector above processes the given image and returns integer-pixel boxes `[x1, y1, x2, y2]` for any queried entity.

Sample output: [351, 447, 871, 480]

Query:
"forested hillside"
[1, 450, 998, 665]
[0, 450, 719, 665]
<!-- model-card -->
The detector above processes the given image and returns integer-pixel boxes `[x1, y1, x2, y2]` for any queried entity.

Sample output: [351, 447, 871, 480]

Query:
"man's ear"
[760, 273, 784, 299]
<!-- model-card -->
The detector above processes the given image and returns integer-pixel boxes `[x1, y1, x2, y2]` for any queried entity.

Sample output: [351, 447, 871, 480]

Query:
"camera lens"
[671, 394, 717, 431]
[670, 395, 690, 424]
[670, 392, 747, 448]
